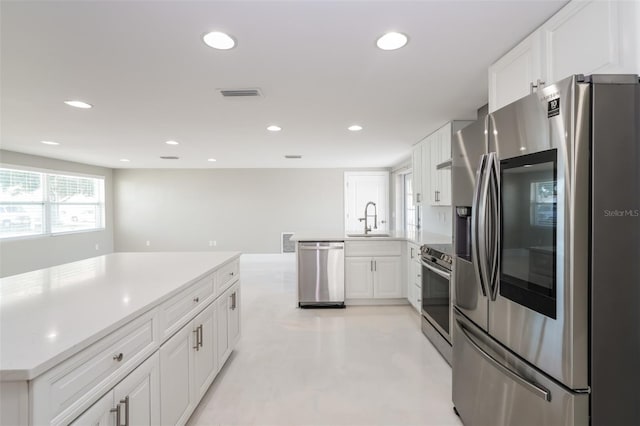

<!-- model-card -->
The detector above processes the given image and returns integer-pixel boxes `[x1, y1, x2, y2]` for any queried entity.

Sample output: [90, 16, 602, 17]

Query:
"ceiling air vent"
[219, 88, 262, 98]
[160, 156, 180, 160]
[284, 155, 302, 159]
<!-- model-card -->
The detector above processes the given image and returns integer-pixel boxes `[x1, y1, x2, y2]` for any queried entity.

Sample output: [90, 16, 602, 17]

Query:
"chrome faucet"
[359, 201, 378, 234]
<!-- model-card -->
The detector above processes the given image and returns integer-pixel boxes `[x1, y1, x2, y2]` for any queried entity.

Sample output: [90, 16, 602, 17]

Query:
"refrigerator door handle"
[472, 154, 489, 297]
[487, 152, 500, 301]
[477, 154, 492, 296]
[457, 319, 552, 402]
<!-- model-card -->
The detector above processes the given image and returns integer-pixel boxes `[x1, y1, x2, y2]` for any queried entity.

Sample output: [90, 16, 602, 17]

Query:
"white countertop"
[290, 230, 452, 245]
[0, 251, 240, 381]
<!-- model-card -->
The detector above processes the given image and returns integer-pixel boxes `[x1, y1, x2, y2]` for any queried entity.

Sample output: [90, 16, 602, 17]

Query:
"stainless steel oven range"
[420, 243, 453, 364]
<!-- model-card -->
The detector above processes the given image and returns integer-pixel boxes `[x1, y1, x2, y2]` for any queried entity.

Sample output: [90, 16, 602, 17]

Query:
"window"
[403, 173, 419, 234]
[0, 167, 105, 239]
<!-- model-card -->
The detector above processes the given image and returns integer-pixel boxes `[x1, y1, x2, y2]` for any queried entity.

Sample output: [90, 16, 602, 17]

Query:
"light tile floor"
[187, 254, 462, 426]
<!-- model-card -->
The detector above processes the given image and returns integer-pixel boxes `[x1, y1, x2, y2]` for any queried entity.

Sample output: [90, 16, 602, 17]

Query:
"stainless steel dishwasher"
[297, 242, 345, 308]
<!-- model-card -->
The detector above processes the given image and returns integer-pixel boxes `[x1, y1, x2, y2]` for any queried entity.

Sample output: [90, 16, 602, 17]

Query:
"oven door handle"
[420, 260, 451, 280]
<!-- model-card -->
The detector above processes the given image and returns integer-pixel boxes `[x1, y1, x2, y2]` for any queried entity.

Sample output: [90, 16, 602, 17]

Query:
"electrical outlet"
[95, 243, 100, 250]
[208, 240, 213, 247]
[213, 240, 217, 247]
[146, 240, 150, 247]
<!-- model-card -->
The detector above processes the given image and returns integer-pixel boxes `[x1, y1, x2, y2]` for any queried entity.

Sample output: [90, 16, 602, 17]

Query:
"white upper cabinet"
[489, 32, 544, 112]
[542, 0, 639, 83]
[424, 122, 471, 206]
[428, 124, 453, 206]
[489, 0, 639, 113]
[411, 144, 424, 206]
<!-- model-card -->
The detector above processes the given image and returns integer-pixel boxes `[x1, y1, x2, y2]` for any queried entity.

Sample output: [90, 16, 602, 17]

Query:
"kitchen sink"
[346, 233, 391, 238]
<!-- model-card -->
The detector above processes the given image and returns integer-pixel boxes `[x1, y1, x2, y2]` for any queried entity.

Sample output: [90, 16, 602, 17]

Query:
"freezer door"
[452, 118, 490, 330]
[487, 75, 590, 390]
[452, 310, 588, 426]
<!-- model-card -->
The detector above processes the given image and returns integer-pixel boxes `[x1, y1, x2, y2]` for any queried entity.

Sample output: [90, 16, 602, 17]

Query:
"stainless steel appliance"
[297, 242, 345, 308]
[420, 243, 453, 364]
[451, 74, 640, 426]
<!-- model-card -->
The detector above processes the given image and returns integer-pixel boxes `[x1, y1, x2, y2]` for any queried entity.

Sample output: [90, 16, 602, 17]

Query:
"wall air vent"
[219, 88, 262, 97]
[160, 156, 180, 160]
[284, 155, 302, 159]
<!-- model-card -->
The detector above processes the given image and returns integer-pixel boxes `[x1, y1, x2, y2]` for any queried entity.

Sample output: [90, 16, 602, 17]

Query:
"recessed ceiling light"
[348, 125, 363, 132]
[120, 158, 130, 162]
[267, 125, 282, 132]
[41, 140, 60, 146]
[64, 100, 92, 109]
[165, 140, 179, 145]
[376, 32, 408, 50]
[207, 158, 217, 162]
[203, 31, 236, 50]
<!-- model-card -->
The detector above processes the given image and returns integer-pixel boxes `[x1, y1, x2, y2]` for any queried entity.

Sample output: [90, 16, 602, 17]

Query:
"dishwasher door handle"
[299, 246, 344, 251]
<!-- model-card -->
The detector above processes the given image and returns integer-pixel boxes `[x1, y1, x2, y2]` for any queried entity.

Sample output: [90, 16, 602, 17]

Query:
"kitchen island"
[0, 251, 241, 425]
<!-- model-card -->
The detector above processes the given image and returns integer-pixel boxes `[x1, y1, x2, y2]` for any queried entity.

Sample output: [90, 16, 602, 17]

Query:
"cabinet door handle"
[370, 260, 373, 271]
[416, 193, 421, 203]
[374, 260, 377, 272]
[230, 291, 237, 310]
[198, 324, 203, 348]
[112, 353, 124, 362]
[530, 79, 545, 94]
[410, 248, 414, 259]
[110, 405, 121, 426]
[120, 396, 129, 426]
[193, 328, 200, 351]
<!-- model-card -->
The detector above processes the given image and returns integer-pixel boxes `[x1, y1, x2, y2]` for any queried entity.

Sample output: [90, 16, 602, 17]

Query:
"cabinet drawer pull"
[112, 353, 124, 362]
[229, 271, 235, 276]
[198, 324, 203, 348]
[193, 297, 200, 303]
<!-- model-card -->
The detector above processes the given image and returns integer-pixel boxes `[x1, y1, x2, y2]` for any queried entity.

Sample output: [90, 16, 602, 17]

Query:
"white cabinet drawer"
[345, 241, 402, 257]
[159, 274, 215, 340]
[216, 258, 239, 294]
[32, 311, 157, 424]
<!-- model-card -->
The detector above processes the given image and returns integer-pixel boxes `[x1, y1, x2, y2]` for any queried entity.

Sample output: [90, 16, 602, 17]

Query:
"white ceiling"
[1, 1, 567, 169]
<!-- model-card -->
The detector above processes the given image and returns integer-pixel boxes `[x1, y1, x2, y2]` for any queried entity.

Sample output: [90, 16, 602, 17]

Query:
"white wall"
[421, 204, 452, 237]
[0, 150, 114, 277]
[113, 168, 346, 253]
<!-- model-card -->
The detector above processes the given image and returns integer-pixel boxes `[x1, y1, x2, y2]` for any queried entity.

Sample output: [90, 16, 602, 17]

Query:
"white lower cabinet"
[345, 240, 403, 301]
[407, 242, 422, 313]
[159, 317, 196, 426]
[72, 352, 159, 426]
[372, 257, 402, 298]
[193, 302, 217, 401]
[345, 258, 375, 298]
[345, 256, 403, 299]
[160, 299, 219, 426]
[217, 281, 241, 368]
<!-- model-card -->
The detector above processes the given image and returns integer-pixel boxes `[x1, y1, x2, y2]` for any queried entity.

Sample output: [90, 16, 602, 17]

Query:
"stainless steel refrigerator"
[451, 74, 640, 426]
